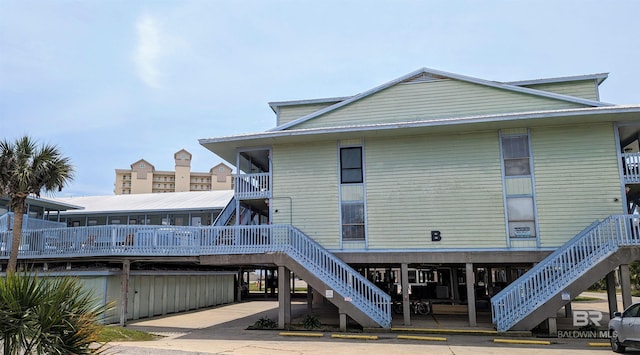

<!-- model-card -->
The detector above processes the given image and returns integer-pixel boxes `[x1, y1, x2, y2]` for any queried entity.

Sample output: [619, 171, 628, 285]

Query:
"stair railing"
[200, 224, 391, 328]
[284, 225, 391, 328]
[212, 197, 236, 226]
[491, 215, 640, 332]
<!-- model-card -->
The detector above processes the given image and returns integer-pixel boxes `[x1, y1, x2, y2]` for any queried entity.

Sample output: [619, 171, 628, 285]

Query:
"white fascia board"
[422, 67, 614, 107]
[268, 96, 351, 113]
[201, 105, 640, 145]
[506, 72, 609, 86]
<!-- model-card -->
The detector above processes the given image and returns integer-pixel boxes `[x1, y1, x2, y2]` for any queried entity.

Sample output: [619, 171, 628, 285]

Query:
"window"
[340, 147, 363, 183]
[339, 145, 366, 242]
[624, 304, 640, 317]
[502, 135, 530, 176]
[219, 167, 225, 172]
[342, 202, 365, 240]
[501, 130, 537, 240]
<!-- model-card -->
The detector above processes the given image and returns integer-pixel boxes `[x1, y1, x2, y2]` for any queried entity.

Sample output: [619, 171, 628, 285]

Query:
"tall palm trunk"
[6, 201, 25, 274]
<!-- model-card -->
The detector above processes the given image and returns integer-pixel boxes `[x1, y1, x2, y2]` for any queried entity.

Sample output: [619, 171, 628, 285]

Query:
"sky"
[1, 0, 640, 197]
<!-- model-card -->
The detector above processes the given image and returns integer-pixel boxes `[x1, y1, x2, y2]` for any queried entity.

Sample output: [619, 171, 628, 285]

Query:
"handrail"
[285, 226, 391, 327]
[0, 212, 65, 231]
[212, 197, 236, 226]
[0, 223, 391, 328]
[622, 152, 640, 183]
[234, 173, 270, 199]
[491, 215, 639, 332]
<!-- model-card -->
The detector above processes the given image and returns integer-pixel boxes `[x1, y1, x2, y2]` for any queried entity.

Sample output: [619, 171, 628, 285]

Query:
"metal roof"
[268, 96, 351, 113]
[0, 195, 83, 211]
[52, 190, 233, 215]
[506, 72, 609, 86]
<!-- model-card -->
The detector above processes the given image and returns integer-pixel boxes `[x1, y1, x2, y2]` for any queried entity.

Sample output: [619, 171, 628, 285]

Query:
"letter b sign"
[431, 231, 441, 242]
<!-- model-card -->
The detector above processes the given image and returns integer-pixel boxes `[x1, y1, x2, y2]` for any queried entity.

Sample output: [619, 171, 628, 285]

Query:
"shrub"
[0, 273, 109, 354]
[301, 314, 321, 330]
[252, 316, 277, 329]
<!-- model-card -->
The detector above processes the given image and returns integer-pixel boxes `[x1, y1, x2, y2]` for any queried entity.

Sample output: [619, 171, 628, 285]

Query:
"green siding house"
[200, 67, 640, 332]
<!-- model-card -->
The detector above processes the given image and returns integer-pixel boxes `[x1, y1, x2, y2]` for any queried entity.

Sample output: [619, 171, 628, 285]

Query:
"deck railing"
[0, 213, 9, 231]
[0, 212, 65, 231]
[234, 173, 270, 199]
[491, 214, 640, 332]
[623, 152, 640, 183]
[0, 223, 391, 328]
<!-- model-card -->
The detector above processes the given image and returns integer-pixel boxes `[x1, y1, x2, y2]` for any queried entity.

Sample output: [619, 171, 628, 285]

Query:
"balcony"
[623, 152, 640, 183]
[234, 173, 271, 200]
[0, 223, 392, 329]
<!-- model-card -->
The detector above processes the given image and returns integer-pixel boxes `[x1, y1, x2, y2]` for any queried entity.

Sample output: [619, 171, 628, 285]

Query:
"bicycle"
[392, 299, 431, 315]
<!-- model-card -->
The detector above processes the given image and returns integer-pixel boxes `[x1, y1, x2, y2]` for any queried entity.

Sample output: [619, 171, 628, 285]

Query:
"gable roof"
[269, 67, 614, 132]
[130, 159, 154, 170]
[174, 149, 192, 159]
[210, 162, 232, 173]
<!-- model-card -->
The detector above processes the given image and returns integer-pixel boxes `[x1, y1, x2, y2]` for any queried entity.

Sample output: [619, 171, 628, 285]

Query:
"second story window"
[339, 144, 365, 242]
[502, 135, 530, 176]
[500, 130, 537, 241]
[340, 147, 363, 183]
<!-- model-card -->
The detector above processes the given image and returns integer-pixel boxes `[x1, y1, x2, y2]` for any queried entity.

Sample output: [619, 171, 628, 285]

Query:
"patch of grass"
[573, 296, 602, 302]
[97, 325, 160, 342]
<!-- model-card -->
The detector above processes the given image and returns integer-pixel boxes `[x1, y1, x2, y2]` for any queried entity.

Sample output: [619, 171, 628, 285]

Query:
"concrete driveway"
[107, 297, 620, 354]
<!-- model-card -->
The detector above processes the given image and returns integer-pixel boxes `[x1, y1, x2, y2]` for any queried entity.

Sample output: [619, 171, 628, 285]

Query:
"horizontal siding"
[523, 80, 598, 101]
[365, 132, 507, 249]
[277, 103, 336, 126]
[272, 141, 341, 248]
[293, 80, 586, 130]
[532, 123, 623, 247]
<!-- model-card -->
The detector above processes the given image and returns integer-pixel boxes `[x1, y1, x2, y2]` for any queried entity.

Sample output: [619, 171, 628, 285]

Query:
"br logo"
[573, 310, 603, 327]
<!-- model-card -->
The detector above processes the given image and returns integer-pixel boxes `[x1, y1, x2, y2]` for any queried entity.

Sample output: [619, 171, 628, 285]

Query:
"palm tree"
[0, 136, 74, 274]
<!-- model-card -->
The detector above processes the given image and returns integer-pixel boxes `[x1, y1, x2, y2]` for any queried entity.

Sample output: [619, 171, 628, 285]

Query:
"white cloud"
[134, 12, 163, 89]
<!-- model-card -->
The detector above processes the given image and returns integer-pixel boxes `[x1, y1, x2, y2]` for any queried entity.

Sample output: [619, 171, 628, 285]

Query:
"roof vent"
[405, 72, 447, 83]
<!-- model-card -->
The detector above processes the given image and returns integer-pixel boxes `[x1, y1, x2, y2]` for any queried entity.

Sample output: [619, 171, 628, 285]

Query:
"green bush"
[252, 316, 277, 329]
[0, 273, 109, 354]
[301, 314, 321, 330]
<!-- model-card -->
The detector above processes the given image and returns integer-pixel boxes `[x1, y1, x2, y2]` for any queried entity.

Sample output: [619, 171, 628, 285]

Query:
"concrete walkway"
[107, 296, 618, 354]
